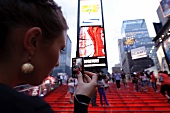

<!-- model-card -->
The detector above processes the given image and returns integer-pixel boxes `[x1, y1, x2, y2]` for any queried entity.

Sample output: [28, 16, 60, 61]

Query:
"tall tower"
[77, 0, 108, 71]
[120, 19, 157, 73]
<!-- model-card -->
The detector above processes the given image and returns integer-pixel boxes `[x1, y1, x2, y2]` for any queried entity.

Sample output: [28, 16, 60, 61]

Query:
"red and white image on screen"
[79, 26, 105, 57]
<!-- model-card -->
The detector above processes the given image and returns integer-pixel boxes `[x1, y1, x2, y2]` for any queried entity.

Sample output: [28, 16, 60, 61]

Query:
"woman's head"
[0, 0, 68, 45]
[0, 0, 68, 86]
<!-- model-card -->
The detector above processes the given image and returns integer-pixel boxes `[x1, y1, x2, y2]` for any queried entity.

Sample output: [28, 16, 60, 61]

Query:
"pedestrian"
[150, 71, 158, 92]
[158, 70, 170, 103]
[115, 71, 121, 90]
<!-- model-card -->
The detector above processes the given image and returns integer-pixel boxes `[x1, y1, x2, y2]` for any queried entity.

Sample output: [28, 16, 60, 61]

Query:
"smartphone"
[72, 57, 84, 78]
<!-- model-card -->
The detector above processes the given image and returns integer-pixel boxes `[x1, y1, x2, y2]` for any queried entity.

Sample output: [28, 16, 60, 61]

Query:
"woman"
[97, 75, 109, 106]
[68, 77, 78, 103]
[0, 0, 98, 113]
[103, 74, 111, 92]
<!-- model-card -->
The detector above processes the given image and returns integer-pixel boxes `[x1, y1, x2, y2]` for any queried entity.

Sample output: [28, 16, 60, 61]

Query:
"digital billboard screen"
[83, 57, 106, 68]
[163, 37, 170, 65]
[79, 26, 105, 57]
[123, 37, 136, 52]
[157, 44, 169, 71]
[160, 0, 170, 17]
[79, 0, 102, 26]
[131, 46, 147, 60]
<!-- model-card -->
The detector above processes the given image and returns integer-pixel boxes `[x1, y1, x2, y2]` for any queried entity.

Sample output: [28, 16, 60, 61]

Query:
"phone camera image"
[72, 57, 84, 78]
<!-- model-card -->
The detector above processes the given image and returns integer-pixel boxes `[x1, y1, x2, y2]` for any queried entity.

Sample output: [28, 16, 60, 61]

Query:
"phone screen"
[72, 57, 84, 78]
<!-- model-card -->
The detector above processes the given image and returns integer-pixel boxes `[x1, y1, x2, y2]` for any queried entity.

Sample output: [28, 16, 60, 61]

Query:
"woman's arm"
[74, 71, 98, 113]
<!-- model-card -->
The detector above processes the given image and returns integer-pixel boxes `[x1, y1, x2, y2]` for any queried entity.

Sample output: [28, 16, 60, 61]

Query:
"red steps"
[44, 82, 170, 113]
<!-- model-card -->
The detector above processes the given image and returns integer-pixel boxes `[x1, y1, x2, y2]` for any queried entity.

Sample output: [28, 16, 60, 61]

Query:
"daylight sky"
[54, 0, 162, 73]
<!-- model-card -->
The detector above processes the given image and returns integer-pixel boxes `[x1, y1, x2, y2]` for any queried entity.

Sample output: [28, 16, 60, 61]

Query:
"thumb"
[77, 71, 83, 83]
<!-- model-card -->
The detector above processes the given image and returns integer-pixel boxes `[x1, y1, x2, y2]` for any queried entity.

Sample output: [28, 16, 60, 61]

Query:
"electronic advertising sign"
[78, 26, 107, 68]
[79, 0, 103, 26]
[77, 0, 107, 68]
[160, 0, 170, 18]
[156, 44, 170, 72]
[79, 26, 105, 57]
[123, 37, 136, 52]
[83, 57, 106, 68]
[131, 46, 147, 60]
[163, 37, 170, 65]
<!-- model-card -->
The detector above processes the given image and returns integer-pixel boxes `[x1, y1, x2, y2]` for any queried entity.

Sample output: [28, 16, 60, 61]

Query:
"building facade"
[119, 19, 157, 73]
[153, 4, 170, 73]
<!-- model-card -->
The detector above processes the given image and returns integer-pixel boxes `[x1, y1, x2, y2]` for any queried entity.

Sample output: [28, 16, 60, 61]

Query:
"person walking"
[115, 71, 121, 90]
[111, 73, 115, 83]
[121, 70, 127, 86]
[158, 71, 170, 103]
[150, 71, 158, 92]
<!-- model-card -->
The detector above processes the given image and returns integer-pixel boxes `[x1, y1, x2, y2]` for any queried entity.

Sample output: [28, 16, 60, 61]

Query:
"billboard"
[77, 0, 107, 68]
[80, 0, 102, 26]
[160, 0, 170, 17]
[79, 26, 105, 57]
[163, 37, 170, 65]
[123, 37, 136, 52]
[84, 57, 106, 67]
[131, 46, 147, 60]
[157, 44, 170, 72]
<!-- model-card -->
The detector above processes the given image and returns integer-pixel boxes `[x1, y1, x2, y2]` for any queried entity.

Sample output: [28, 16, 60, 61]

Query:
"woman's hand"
[75, 71, 98, 98]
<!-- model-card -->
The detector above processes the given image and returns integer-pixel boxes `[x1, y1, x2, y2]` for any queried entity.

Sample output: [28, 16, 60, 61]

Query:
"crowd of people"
[65, 68, 170, 107]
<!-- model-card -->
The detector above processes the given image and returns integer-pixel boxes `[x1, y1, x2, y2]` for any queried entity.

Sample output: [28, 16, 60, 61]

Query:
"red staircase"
[44, 82, 170, 113]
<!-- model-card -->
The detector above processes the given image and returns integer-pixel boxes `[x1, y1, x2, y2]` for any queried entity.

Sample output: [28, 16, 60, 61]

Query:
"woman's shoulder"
[0, 83, 54, 113]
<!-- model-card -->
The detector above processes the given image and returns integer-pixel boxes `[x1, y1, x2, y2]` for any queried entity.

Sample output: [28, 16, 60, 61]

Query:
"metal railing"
[13, 83, 58, 97]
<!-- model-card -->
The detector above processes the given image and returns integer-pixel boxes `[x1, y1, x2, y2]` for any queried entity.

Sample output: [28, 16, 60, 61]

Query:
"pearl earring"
[21, 62, 34, 74]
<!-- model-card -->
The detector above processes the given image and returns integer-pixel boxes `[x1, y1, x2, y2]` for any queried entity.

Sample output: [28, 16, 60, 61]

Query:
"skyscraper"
[53, 35, 72, 77]
[119, 19, 157, 73]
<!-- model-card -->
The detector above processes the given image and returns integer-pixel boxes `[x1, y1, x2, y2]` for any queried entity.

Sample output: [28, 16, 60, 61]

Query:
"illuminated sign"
[78, 0, 107, 68]
[163, 37, 170, 65]
[123, 37, 136, 52]
[84, 58, 106, 68]
[160, 0, 170, 18]
[79, 26, 105, 57]
[124, 38, 135, 45]
[80, 0, 102, 26]
[156, 45, 169, 72]
[131, 46, 147, 59]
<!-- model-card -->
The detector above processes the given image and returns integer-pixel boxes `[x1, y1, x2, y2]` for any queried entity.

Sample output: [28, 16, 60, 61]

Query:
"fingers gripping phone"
[72, 57, 84, 78]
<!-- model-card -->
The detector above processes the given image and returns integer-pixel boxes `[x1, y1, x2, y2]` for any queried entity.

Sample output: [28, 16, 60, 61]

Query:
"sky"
[54, 0, 162, 73]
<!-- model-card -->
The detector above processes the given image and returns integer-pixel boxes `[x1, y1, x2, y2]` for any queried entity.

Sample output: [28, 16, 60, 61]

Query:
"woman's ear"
[23, 27, 42, 56]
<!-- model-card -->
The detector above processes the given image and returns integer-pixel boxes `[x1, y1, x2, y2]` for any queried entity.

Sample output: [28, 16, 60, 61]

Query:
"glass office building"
[120, 19, 158, 73]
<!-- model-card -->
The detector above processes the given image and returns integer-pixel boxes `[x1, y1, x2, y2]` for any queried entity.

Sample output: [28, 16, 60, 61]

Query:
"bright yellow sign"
[82, 5, 99, 13]
[125, 38, 135, 45]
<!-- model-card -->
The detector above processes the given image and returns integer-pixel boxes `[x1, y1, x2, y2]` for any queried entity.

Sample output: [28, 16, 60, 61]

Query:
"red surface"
[44, 82, 170, 113]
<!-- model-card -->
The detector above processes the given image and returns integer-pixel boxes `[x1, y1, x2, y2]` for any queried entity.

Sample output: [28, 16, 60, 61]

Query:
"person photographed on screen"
[0, 0, 98, 113]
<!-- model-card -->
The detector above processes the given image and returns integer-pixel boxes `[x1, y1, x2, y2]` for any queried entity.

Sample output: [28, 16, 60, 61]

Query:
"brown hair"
[0, 0, 68, 51]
